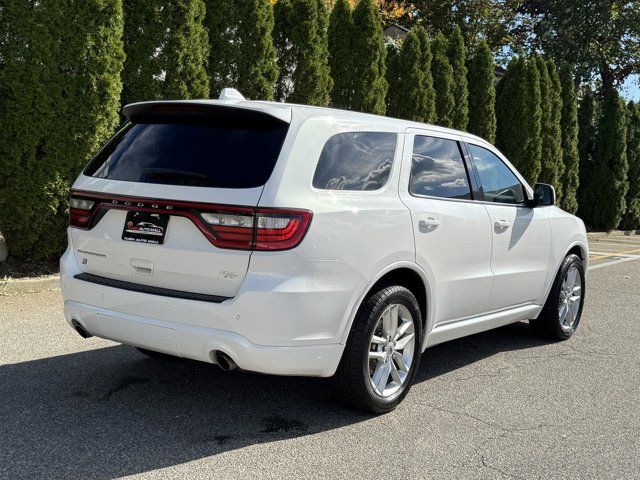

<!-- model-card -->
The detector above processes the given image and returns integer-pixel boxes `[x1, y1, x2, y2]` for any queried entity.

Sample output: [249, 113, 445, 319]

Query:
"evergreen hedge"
[536, 57, 564, 199]
[577, 87, 597, 220]
[205, 0, 237, 97]
[350, 0, 387, 115]
[327, 0, 353, 109]
[447, 27, 469, 131]
[496, 56, 542, 185]
[581, 88, 628, 231]
[0, 0, 124, 260]
[559, 64, 580, 214]
[236, 0, 278, 100]
[431, 33, 455, 128]
[467, 40, 496, 143]
[394, 30, 429, 122]
[273, 0, 332, 106]
[621, 102, 640, 230]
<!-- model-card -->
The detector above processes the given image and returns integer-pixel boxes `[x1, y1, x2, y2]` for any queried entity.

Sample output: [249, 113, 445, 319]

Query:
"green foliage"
[122, 1, 164, 104]
[415, 27, 436, 123]
[0, 0, 124, 260]
[581, 88, 628, 231]
[411, 0, 523, 54]
[621, 102, 640, 230]
[525, 0, 640, 92]
[447, 26, 468, 131]
[385, 42, 402, 117]
[236, 0, 278, 100]
[577, 87, 597, 220]
[496, 56, 542, 184]
[467, 39, 496, 142]
[123, 0, 209, 102]
[205, 0, 237, 96]
[431, 33, 454, 128]
[328, 0, 353, 109]
[536, 57, 564, 199]
[273, 0, 332, 105]
[558, 64, 580, 214]
[350, 0, 387, 115]
[391, 31, 429, 122]
[163, 0, 210, 99]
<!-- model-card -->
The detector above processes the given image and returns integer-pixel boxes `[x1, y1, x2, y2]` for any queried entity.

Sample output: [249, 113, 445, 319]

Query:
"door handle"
[419, 217, 441, 228]
[494, 219, 511, 229]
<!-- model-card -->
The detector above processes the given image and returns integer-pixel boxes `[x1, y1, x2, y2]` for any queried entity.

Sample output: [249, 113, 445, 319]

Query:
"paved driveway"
[1, 257, 638, 479]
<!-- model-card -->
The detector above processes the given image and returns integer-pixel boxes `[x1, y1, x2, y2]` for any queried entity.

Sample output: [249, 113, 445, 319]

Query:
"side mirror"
[532, 183, 556, 207]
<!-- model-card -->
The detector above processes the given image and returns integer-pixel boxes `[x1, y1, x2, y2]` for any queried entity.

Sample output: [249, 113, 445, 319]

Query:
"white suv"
[61, 91, 588, 412]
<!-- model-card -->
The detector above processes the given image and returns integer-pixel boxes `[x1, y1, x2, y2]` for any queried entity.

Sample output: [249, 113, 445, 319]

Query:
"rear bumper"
[59, 237, 365, 377]
[63, 299, 342, 376]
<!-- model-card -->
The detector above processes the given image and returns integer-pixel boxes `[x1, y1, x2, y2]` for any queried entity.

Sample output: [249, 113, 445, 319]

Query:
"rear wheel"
[334, 285, 422, 413]
[531, 254, 585, 340]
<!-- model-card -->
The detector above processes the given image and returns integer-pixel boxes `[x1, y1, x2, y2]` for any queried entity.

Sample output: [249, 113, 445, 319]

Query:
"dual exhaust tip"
[213, 351, 238, 371]
[72, 319, 238, 372]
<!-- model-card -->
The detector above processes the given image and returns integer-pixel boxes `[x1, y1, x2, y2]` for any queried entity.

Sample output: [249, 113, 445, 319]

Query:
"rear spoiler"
[121, 101, 291, 126]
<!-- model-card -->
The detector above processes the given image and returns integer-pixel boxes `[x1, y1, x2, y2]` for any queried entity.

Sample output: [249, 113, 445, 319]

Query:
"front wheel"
[530, 254, 585, 340]
[334, 285, 423, 413]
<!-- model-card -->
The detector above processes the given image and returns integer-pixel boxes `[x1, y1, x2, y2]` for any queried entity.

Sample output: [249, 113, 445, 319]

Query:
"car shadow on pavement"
[0, 321, 547, 479]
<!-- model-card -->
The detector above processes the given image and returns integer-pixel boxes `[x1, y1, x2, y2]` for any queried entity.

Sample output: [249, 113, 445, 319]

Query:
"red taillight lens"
[69, 196, 94, 228]
[68, 190, 312, 251]
[201, 208, 312, 251]
[254, 209, 312, 251]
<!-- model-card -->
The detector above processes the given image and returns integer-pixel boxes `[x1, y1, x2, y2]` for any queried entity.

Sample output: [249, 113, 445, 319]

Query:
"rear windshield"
[84, 120, 289, 188]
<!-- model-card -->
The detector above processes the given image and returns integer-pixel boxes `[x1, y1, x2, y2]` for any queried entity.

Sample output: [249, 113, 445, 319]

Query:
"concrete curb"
[587, 230, 640, 239]
[1, 275, 61, 295]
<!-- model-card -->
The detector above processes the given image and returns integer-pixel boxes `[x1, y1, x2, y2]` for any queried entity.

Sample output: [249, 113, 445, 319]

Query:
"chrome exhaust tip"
[72, 320, 92, 339]
[214, 351, 238, 371]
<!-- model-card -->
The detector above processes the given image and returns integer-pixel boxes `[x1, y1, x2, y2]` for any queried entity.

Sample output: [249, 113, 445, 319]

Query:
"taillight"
[69, 196, 94, 228]
[201, 208, 312, 251]
[69, 190, 312, 251]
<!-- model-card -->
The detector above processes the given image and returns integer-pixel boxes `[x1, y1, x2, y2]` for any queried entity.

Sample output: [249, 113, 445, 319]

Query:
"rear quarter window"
[84, 120, 289, 189]
[312, 132, 397, 191]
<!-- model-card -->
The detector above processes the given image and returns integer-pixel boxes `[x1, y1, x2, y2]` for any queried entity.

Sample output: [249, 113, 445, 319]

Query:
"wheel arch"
[340, 262, 434, 348]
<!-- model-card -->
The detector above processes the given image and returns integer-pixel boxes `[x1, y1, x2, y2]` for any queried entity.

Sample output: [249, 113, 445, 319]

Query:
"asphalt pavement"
[1, 255, 639, 479]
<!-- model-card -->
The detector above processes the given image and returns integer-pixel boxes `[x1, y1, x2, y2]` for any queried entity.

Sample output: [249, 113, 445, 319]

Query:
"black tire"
[135, 347, 180, 361]
[333, 285, 423, 414]
[530, 254, 585, 340]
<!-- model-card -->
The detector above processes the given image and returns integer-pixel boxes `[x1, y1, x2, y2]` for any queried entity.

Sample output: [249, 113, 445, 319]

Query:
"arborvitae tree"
[122, 1, 164, 105]
[559, 64, 580, 214]
[392, 31, 428, 122]
[581, 88, 628, 231]
[621, 102, 640, 230]
[236, 0, 278, 100]
[123, 0, 208, 102]
[328, 0, 353, 109]
[496, 56, 542, 184]
[385, 42, 402, 117]
[274, 0, 332, 105]
[415, 27, 435, 123]
[447, 26, 468, 131]
[577, 88, 597, 219]
[536, 57, 564, 199]
[467, 39, 496, 142]
[431, 33, 455, 128]
[273, 0, 294, 101]
[0, 0, 125, 260]
[205, 0, 237, 96]
[163, 0, 209, 99]
[350, 0, 387, 115]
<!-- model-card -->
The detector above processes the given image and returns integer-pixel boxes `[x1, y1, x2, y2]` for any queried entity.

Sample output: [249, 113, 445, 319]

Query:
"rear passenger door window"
[409, 136, 472, 200]
[312, 132, 397, 191]
[467, 144, 526, 205]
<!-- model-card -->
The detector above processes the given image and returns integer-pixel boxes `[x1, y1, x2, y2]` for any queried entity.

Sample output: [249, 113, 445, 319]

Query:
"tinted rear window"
[84, 121, 289, 188]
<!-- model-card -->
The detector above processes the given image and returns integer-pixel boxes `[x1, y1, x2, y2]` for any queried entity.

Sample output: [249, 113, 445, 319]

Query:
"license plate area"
[122, 211, 169, 245]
